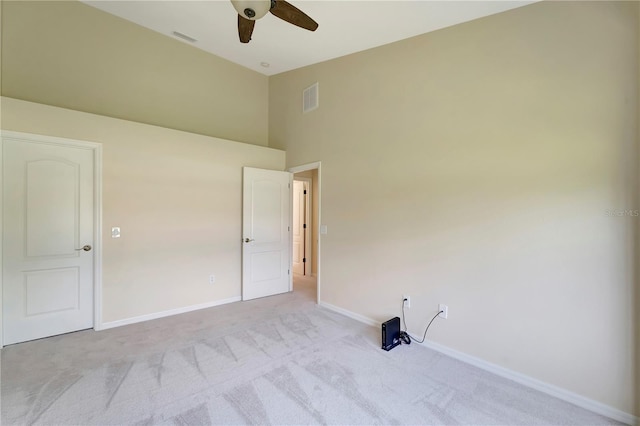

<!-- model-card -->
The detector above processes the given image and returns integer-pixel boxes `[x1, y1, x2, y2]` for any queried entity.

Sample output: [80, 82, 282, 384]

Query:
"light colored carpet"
[1, 277, 622, 425]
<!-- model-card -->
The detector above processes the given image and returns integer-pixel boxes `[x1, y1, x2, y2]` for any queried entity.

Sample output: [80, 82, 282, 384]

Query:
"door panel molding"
[0, 130, 103, 347]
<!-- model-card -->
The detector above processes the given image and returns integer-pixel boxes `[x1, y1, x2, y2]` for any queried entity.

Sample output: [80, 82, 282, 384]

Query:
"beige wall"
[270, 1, 638, 416]
[1, 0, 268, 146]
[0, 0, 4, 351]
[1, 97, 285, 323]
[636, 3, 640, 416]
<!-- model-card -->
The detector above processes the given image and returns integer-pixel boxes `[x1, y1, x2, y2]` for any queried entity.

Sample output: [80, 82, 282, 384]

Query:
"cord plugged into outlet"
[438, 304, 448, 319]
[403, 295, 410, 309]
[400, 297, 445, 345]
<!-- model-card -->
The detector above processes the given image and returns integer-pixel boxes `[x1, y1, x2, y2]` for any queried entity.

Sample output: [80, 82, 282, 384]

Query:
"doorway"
[289, 162, 321, 303]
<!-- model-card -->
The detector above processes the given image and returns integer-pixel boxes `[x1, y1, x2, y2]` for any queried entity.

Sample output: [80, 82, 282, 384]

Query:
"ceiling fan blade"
[238, 14, 255, 43]
[270, 0, 318, 32]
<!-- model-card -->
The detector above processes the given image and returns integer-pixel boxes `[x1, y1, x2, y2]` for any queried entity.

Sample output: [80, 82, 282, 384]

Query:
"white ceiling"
[82, 0, 536, 76]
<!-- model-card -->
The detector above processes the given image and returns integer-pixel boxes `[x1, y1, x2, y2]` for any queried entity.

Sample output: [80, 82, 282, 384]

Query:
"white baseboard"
[318, 301, 378, 327]
[418, 339, 637, 425]
[318, 302, 637, 426]
[98, 296, 241, 331]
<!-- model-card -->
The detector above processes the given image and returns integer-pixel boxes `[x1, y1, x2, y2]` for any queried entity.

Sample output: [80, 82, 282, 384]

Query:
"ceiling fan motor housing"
[231, 0, 271, 20]
[233, 0, 318, 44]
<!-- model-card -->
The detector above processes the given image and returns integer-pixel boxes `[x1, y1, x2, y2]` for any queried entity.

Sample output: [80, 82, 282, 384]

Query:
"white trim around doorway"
[288, 161, 321, 304]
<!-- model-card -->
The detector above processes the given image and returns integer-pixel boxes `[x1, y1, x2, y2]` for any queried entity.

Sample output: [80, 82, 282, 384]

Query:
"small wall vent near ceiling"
[172, 31, 197, 43]
[303, 82, 319, 113]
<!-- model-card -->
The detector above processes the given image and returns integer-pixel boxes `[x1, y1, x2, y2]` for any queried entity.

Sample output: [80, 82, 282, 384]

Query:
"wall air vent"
[303, 82, 319, 113]
[172, 31, 197, 43]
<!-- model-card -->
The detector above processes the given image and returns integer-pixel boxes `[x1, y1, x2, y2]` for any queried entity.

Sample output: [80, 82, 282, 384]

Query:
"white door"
[242, 167, 291, 301]
[3, 137, 95, 345]
[292, 180, 305, 275]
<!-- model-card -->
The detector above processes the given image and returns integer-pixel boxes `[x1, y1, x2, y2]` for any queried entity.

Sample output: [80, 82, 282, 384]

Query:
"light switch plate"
[112, 227, 121, 238]
[320, 225, 328, 235]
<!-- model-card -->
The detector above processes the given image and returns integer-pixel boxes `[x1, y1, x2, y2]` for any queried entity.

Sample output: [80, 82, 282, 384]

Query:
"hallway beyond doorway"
[293, 274, 316, 298]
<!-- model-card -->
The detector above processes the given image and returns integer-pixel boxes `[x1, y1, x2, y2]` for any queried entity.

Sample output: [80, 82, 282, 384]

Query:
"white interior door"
[242, 167, 291, 301]
[3, 137, 95, 345]
[292, 180, 305, 275]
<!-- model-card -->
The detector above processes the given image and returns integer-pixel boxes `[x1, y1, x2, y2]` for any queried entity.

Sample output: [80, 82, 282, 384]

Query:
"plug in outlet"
[403, 295, 410, 309]
[209, 275, 216, 285]
[438, 304, 448, 319]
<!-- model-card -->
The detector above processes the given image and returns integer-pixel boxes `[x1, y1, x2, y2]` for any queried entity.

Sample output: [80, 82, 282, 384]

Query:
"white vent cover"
[172, 31, 197, 43]
[303, 82, 319, 113]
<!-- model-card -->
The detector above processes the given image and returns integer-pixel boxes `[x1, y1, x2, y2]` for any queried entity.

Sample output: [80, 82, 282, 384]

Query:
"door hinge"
[304, 189, 307, 195]
[288, 269, 290, 275]
[303, 258, 306, 263]
[303, 224, 307, 229]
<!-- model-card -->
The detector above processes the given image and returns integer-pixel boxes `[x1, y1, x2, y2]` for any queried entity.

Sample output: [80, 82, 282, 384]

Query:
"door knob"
[75, 245, 92, 252]
[244, 238, 255, 243]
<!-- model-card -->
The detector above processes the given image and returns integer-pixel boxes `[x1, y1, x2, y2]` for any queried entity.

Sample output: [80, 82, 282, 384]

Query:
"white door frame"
[0, 130, 103, 348]
[288, 162, 321, 304]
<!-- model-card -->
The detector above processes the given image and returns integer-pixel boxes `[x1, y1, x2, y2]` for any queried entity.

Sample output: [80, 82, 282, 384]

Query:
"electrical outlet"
[438, 304, 448, 319]
[403, 295, 410, 309]
[209, 275, 216, 285]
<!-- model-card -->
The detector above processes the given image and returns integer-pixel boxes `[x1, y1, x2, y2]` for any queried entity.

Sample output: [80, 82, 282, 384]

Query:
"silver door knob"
[244, 238, 255, 243]
[75, 245, 92, 252]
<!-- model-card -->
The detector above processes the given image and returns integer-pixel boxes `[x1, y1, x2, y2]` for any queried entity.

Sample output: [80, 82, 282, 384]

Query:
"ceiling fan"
[230, 0, 318, 43]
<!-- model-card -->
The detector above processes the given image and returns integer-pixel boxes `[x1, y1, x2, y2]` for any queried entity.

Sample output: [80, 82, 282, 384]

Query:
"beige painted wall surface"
[636, 3, 640, 417]
[2, 97, 285, 323]
[0, 0, 4, 348]
[1, 0, 268, 146]
[270, 1, 638, 416]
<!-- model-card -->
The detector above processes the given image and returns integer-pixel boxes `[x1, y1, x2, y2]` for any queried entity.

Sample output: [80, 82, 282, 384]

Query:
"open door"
[242, 167, 292, 300]
[292, 180, 306, 276]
